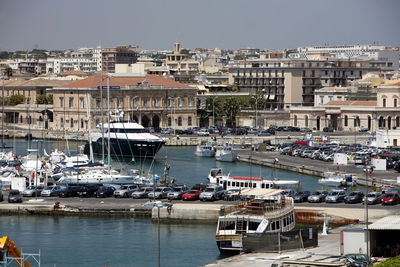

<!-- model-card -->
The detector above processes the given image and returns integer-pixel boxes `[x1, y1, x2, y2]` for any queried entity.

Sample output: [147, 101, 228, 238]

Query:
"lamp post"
[143, 201, 173, 267]
[212, 97, 215, 128]
[357, 164, 374, 259]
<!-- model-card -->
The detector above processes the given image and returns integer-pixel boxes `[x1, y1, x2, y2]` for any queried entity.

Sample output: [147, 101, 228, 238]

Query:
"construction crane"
[0, 236, 31, 267]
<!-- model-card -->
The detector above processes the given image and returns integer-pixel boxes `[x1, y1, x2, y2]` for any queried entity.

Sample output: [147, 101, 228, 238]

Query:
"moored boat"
[194, 142, 216, 157]
[215, 145, 237, 162]
[216, 188, 295, 253]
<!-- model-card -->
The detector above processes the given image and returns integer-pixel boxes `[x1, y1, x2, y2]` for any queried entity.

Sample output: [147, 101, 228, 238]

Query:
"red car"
[381, 193, 400, 205]
[182, 190, 201, 201]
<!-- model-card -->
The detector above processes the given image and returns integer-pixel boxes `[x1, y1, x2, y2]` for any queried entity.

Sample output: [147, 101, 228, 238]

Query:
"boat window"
[219, 220, 236, 230]
[244, 182, 248, 187]
[271, 221, 276, 230]
[276, 220, 280, 229]
[228, 181, 231, 186]
[283, 218, 287, 227]
[261, 183, 265, 188]
[240, 182, 244, 187]
[253, 183, 257, 188]
[248, 221, 260, 231]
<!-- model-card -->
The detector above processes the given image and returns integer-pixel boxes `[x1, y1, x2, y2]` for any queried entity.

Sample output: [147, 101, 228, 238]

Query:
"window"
[293, 115, 298, 127]
[131, 97, 138, 108]
[305, 115, 309, 127]
[178, 117, 182, 126]
[60, 118, 64, 127]
[143, 98, 147, 107]
[81, 118, 84, 129]
[79, 97, 85, 109]
[344, 115, 348, 127]
[168, 117, 172, 126]
[59, 97, 64, 108]
[153, 98, 158, 107]
[188, 97, 193, 107]
[68, 97, 74, 108]
[383, 98, 386, 107]
[394, 98, 398, 108]
[178, 97, 183, 107]
[354, 116, 360, 127]
[168, 98, 173, 107]
[116, 98, 122, 109]
[320, 96, 324, 104]
[96, 99, 101, 109]
[70, 118, 74, 128]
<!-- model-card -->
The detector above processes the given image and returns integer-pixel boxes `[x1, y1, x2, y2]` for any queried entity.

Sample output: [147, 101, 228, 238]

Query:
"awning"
[269, 95, 276, 100]
[369, 215, 400, 230]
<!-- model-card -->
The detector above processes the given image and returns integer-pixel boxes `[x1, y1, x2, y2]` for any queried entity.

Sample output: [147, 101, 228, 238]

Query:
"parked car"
[96, 186, 116, 198]
[132, 187, 154, 199]
[265, 145, 275, 151]
[41, 185, 67, 197]
[197, 129, 210, 136]
[323, 127, 334, 132]
[77, 185, 99, 198]
[8, 190, 23, 203]
[308, 190, 328, 203]
[222, 189, 241, 201]
[344, 191, 364, 204]
[299, 127, 312, 132]
[363, 192, 382, 205]
[182, 190, 201, 201]
[325, 190, 346, 203]
[381, 193, 400, 205]
[113, 185, 140, 198]
[147, 187, 172, 199]
[22, 185, 44, 197]
[293, 191, 311, 203]
[167, 185, 189, 200]
[199, 186, 225, 201]
[257, 130, 272, 136]
[59, 186, 84, 198]
[343, 254, 370, 267]
[358, 128, 369, 132]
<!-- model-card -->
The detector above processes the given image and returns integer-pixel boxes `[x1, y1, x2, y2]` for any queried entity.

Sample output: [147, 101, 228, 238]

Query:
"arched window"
[81, 118, 84, 129]
[60, 118, 64, 127]
[131, 97, 138, 108]
[293, 115, 298, 127]
[396, 116, 400, 128]
[354, 116, 360, 127]
[168, 117, 172, 127]
[383, 98, 387, 107]
[178, 116, 182, 126]
[304, 115, 309, 128]
[344, 115, 348, 127]
[188, 116, 192, 126]
[70, 118, 74, 128]
[388, 116, 392, 129]
[394, 98, 398, 108]
[379, 116, 385, 128]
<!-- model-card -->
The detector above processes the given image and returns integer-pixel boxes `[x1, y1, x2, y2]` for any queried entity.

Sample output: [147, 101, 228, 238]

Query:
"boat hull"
[84, 138, 165, 159]
[215, 151, 237, 162]
[194, 149, 215, 157]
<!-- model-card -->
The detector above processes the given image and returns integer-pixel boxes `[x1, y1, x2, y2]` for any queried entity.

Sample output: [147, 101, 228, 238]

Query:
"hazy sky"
[0, 0, 399, 51]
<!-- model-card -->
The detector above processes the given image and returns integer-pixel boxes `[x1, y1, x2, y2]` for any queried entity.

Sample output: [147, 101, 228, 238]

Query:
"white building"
[291, 45, 399, 71]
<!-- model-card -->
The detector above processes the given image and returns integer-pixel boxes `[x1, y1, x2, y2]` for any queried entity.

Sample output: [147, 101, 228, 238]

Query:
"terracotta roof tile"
[326, 100, 377, 106]
[60, 70, 87, 77]
[60, 74, 188, 88]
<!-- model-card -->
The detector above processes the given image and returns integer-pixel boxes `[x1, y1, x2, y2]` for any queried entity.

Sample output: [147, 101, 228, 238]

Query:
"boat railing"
[225, 198, 294, 217]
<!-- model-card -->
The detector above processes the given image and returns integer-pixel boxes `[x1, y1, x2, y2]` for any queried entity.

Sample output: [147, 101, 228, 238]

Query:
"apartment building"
[228, 58, 378, 110]
[48, 74, 197, 132]
[101, 46, 138, 73]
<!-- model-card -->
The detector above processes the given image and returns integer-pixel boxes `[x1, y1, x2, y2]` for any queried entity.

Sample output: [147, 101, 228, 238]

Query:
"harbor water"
[1, 139, 326, 266]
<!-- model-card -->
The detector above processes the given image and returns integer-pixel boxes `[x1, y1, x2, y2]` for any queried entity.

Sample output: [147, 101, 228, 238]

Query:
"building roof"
[60, 74, 189, 88]
[59, 70, 87, 77]
[326, 100, 377, 106]
[369, 216, 400, 230]
[3, 78, 73, 87]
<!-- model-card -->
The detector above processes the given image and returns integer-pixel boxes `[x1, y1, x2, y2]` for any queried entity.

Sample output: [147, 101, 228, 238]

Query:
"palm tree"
[3, 67, 12, 79]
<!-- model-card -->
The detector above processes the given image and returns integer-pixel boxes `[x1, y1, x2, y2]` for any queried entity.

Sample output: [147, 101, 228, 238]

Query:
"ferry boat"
[208, 168, 299, 190]
[84, 121, 165, 159]
[216, 188, 295, 253]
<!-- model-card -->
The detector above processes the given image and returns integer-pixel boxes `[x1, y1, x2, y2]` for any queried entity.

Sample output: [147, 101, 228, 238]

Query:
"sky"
[0, 0, 399, 51]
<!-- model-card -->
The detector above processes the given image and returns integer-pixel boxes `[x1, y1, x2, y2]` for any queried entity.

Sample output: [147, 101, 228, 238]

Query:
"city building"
[229, 58, 378, 110]
[101, 46, 138, 73]
[48, 74, 198, 132]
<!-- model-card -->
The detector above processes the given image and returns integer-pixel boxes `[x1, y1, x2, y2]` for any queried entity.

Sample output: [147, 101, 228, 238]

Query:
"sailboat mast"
[86, 92, 94, 162]
[1, 78, 4, 150]
[107, 77, 111, 174]
[100, 74, 105, 162]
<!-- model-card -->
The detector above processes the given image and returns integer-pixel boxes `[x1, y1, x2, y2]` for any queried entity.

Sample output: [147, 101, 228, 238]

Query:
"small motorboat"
[215, 145, 237, 162]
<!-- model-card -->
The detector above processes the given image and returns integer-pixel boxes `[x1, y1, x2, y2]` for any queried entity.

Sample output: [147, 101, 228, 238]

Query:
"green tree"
[3, 67, 12, 79]
[36, 94, 53, 104]
[205, 96, 224, 121]
[7, 95, 24, 105]
[0, 51, 10, 59]
[223, 97, 242, 127]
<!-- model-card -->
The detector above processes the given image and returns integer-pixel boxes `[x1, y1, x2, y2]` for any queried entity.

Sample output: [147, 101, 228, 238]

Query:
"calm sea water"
[1, 139, 324, 266]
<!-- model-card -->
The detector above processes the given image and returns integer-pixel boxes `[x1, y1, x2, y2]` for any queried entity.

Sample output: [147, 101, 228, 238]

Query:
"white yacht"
[318, 174, 357, 187]
[57, 168, 137, 185]
[194, 142, 216, 157]
[216, 189, 295, 253]
[215, 145, 237, 162]
[84, 120, 165, 159]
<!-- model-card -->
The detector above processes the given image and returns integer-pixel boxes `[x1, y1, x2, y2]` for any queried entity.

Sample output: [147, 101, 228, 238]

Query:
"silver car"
[113, 185, 140, 198]
[308, 190, 328, 203]
[199, 186, 225, 201]
[325, 190, 346, 203]
[147, 187, 172, 199]
[167, 186, 189, 200]
[363, 192, 382, 205]
[132, 187, 154, 199]
[22, 185, 44, 197]
[41, 185, 67, 197]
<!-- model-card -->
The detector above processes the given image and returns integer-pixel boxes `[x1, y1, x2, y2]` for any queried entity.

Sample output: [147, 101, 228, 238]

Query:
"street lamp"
[143, 201, 173, 267]
[357, 164, 374, 259]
